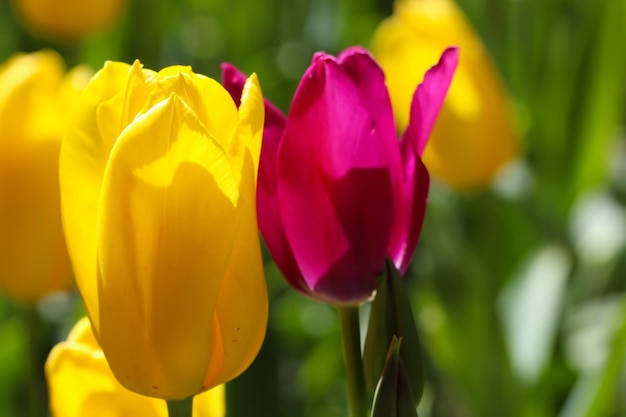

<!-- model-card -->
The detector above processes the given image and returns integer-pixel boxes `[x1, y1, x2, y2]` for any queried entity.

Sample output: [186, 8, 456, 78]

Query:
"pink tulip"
[222, 46, 457, 305]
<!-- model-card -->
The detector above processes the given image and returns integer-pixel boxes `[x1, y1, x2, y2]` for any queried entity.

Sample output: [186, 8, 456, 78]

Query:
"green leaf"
[363, 260, 424, 404]
[571, 1, 626, 199]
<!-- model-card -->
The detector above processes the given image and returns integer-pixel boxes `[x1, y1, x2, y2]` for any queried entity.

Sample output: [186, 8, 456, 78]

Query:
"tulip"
[12, 0, 126, 41]
[222, 47, 457, 305]
[46, 317, 225, 417]
[372, 0, 519, 189]
[0, 50, 90, 302]
[59, 60, 268, 399]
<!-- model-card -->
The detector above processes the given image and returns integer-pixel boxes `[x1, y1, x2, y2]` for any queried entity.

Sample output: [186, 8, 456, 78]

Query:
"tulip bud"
[370, 336, 418, 417]
[60, 60, 268, 399]
[0, 50, 90, 303]
[46, 317, 226, 417]
[223, 47, 457, 305]
[373, 0, 520, 189]
[12, 0, 126, 41]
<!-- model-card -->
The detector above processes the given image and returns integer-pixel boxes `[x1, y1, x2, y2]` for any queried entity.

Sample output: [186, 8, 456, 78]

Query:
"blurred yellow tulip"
[373, 0, 520, 189]
[59, 60, 268, 399]
[46, 317, 226, 417]
[0, 50, 91, 302]
[12, 0, 126, 41]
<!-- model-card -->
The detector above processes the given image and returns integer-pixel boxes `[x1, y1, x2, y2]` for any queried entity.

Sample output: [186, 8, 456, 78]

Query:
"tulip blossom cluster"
[0, 0, 541, 414]
[223, 46, 457, 305]
[42, 45, 455, 413]
[0, 23, 458, 416]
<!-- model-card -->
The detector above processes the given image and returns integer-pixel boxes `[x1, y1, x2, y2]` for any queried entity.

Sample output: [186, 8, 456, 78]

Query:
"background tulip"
[372, 0, 519, 189]
[0, 50, 90, 303]
[46, 317, 225, 417]
[59, 60, 268, 399]
[224, 47, 457, 305]
[11, 0, 126, 41]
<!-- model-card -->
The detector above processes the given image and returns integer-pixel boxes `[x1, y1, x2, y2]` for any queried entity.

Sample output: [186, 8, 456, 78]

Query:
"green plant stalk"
[22, 307, 48, 417]
[338, 306, 367, 417]
[167, 397, 194, 417]
[571, 0, 626, 200]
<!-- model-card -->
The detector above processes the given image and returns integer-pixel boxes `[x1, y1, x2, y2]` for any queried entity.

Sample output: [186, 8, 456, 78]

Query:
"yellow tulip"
[0, 50, 90, 302]
[372, 0, 520, 189]
[46, 317, 226, 417]
[59, 60, 268, 399]
[12, 0, 126, 41]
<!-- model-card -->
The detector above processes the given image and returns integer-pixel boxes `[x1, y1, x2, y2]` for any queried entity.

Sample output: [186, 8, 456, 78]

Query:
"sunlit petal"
[97, 94, 241, 399]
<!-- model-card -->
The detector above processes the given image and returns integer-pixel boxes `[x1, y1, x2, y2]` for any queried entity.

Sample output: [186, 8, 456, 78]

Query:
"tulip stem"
[22, 306, 49, 417]
[166, 397, 193, 417]
[338, 306, 367, 417]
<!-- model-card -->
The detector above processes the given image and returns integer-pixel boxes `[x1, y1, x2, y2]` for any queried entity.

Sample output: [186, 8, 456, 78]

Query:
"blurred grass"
[1, 0, 626, 416]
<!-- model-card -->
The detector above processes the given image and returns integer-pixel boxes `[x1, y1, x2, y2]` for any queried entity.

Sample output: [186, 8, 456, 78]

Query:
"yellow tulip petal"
[67, 316, 100, 345]
[0, 140, 71, 301]
[0, 50, 66, 141]
[146, 70, 240, 153]
[201, 72, 266, 387]
[194, 385, 226, 417]
[0, 50, 86, 302]
[373, 0, 519, 188]
[157, 65, 194, 78]
[60, 60, 132, 328]
[117, 61, 158, 133]
[59, 64, 94, 132]
[46, 318, 165, 417]
[233, 73, 264, 181]
[96, 93, 242, 399]
[208, 195, 267, 386]
[46, 318, 226, 417]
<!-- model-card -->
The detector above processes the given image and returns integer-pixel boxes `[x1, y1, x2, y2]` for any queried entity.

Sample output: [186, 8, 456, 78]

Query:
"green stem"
[338, 306, 367, 417]
[166, 397, 194, 417]
[21, 307, 48, 417]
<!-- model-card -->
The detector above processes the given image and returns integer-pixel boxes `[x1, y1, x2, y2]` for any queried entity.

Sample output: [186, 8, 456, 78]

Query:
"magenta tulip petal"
[220, 63, 247, 108]
[389, 137, 430, 274]
[335, 47, 397, 142]
[276, 54, 397, 303]
[289, 54, 399, 176]
[407, 47, 459, 156]
[257, 116, 308, 297]
[388, 48, 455, 274]
[294, 168, 395, 303]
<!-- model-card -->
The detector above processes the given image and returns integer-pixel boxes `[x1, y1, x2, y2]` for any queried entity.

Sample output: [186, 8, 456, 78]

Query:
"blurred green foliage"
[1, 0, 626, 416]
